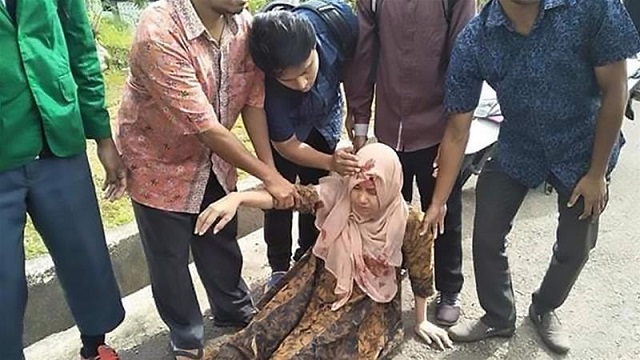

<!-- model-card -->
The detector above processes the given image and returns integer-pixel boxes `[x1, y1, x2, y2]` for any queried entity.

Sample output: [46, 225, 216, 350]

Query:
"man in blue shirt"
[421, 0, 640, 353]
[249, 1, 360, 287]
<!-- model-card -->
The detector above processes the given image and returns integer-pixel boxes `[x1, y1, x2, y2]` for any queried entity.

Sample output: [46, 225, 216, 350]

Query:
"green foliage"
[248, 0, 270, 12]
[96, 17, 133, 69]
[477, 0, 490, 9]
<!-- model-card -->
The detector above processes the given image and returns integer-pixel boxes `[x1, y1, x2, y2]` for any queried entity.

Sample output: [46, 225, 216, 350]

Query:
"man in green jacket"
[1, 0, 126, 359]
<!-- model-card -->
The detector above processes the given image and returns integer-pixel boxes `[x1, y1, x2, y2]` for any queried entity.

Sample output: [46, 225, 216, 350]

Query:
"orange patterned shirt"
[116, 0, 264, 213]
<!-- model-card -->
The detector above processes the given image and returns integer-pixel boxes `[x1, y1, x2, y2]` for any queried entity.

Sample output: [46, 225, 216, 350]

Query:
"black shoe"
[435, 292, 461, 326]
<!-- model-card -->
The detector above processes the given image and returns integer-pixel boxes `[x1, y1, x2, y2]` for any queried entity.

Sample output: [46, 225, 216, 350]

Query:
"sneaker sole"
[435, 317, 459, 327]
[449, 327, 515, 342]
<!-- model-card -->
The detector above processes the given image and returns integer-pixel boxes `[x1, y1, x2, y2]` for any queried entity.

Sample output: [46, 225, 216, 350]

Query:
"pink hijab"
[312, 143, 409, 310]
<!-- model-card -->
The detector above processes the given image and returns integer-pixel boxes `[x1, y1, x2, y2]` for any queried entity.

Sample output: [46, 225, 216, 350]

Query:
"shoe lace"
[542, 310, 563, 327]
[437, 293, 460, 306]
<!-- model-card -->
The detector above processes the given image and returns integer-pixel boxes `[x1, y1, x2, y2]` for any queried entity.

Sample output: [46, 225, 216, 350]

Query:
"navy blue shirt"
[265, 0, 357, 149]
[445, 0, 640, 193]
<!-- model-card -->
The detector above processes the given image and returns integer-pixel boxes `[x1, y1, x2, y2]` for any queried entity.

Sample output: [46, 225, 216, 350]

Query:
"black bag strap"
[295, 0, 357, 59]
[261, 0, 356, 60]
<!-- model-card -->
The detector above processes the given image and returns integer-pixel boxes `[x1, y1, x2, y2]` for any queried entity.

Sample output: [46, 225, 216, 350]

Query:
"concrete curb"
[23, 176, 265, 347]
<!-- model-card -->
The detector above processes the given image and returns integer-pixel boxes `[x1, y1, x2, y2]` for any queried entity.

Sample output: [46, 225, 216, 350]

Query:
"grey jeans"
[473, 159, 599, 328]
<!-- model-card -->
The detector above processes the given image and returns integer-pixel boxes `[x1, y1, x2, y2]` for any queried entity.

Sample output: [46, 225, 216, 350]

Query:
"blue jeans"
[0, 154, 125, 360]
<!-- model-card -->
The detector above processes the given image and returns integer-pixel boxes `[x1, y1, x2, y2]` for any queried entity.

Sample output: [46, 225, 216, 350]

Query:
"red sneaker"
[80, 345, 120, 360]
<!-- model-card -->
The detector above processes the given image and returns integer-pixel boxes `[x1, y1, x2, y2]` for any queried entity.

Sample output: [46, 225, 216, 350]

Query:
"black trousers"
[473, 159, 599, 328]
[133, 174, 254, 350]
[263, 129, 335, 272]
[397, 145, 464, 294]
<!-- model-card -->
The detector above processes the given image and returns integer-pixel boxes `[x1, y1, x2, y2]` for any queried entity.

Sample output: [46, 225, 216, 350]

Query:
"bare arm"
[241, 105, 275, 168]
[273, 136, 361, 176]
[568, 60, 627, 220]
[420, 112, 473, 237]
[196, 128, 280, 185]
[588, 60, 627, 179]
[195, 185, 322, 235]
[432, 112, 473, 205]
[273, 136, 332, 171]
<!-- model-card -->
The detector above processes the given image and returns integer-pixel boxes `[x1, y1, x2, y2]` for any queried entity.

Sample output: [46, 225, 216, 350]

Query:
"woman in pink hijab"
[196, 143, 451, 359]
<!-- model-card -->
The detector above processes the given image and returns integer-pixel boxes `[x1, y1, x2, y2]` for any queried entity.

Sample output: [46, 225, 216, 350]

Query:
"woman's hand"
[195, 194, 241, 236]
[414, 321, 453, 351]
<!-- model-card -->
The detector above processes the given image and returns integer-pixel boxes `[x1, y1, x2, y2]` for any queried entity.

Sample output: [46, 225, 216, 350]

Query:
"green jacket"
[0, 0, 111, 172]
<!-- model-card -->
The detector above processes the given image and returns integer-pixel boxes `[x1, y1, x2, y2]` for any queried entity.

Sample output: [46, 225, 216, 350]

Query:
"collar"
[169, 0, 239, 41]
[486, 0, 575, 28]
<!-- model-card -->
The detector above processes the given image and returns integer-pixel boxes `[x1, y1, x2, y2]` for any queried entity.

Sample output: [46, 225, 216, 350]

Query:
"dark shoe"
[265, 271, 287, 292]
[435, 292, 461, 326]
[212, 318, 249, 328]
[169, 342, 203, 360]
[212, 311, 254, 328]
[529, 304, 570, 354]
[448, 319, 515, 342]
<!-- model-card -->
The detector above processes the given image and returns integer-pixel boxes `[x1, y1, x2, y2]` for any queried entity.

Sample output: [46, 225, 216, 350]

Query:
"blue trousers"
[0, 154, 125, 360]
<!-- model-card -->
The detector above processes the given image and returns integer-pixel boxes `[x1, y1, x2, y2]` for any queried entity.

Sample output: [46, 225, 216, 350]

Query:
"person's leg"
[396, 150, 416, 204]
[412, 145, 465, 324]
[527, 177, 600, 353]
[263, 147, 298, 272]
[0, 166, 29, 360]
[533, 180, 599, 312]
[191, 174, 255, 326]
[132, 201, 203, 351]
[449, 159, 528, 341]
[473, 161, 528, 328]
[294, 129, 333, 261]
[25, 155, 124, 358]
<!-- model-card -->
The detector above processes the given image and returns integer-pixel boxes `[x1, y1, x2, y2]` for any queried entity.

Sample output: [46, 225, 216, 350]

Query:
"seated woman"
[195, 143, 452, 359]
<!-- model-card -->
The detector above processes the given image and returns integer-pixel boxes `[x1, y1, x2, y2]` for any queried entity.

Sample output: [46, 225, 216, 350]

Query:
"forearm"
[273, 138, 332, 171]
[198, 124, 278, 183]
[588, 89, 626, 178]
[231, 190, 275, 210]
[432, 114, 472, 205]
[414, 296, 427, 324]
[242, 106, 275, 168]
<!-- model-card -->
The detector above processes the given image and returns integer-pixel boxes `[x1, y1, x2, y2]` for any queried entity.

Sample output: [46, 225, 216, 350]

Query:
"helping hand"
[420, 202, 447, 238]
[264, 175, 296, 209]
[330, 147, 360, 176]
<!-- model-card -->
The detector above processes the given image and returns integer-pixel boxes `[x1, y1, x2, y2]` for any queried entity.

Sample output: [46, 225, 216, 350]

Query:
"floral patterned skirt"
[205, 254, 404, 360]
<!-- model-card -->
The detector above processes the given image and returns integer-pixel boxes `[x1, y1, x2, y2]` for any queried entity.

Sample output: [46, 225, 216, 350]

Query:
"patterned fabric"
[204, 187, 433, 359]
[264, 0, 357, 148]
[116, 0, 264, 213]
[445, 0, 640, 193]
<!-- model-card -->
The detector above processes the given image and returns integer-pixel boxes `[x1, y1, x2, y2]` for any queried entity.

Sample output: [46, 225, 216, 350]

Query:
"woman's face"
[350, 179, 381, 219]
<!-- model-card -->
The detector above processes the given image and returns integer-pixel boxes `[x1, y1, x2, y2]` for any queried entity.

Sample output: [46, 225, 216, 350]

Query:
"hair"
[249, 11, 316, 77]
